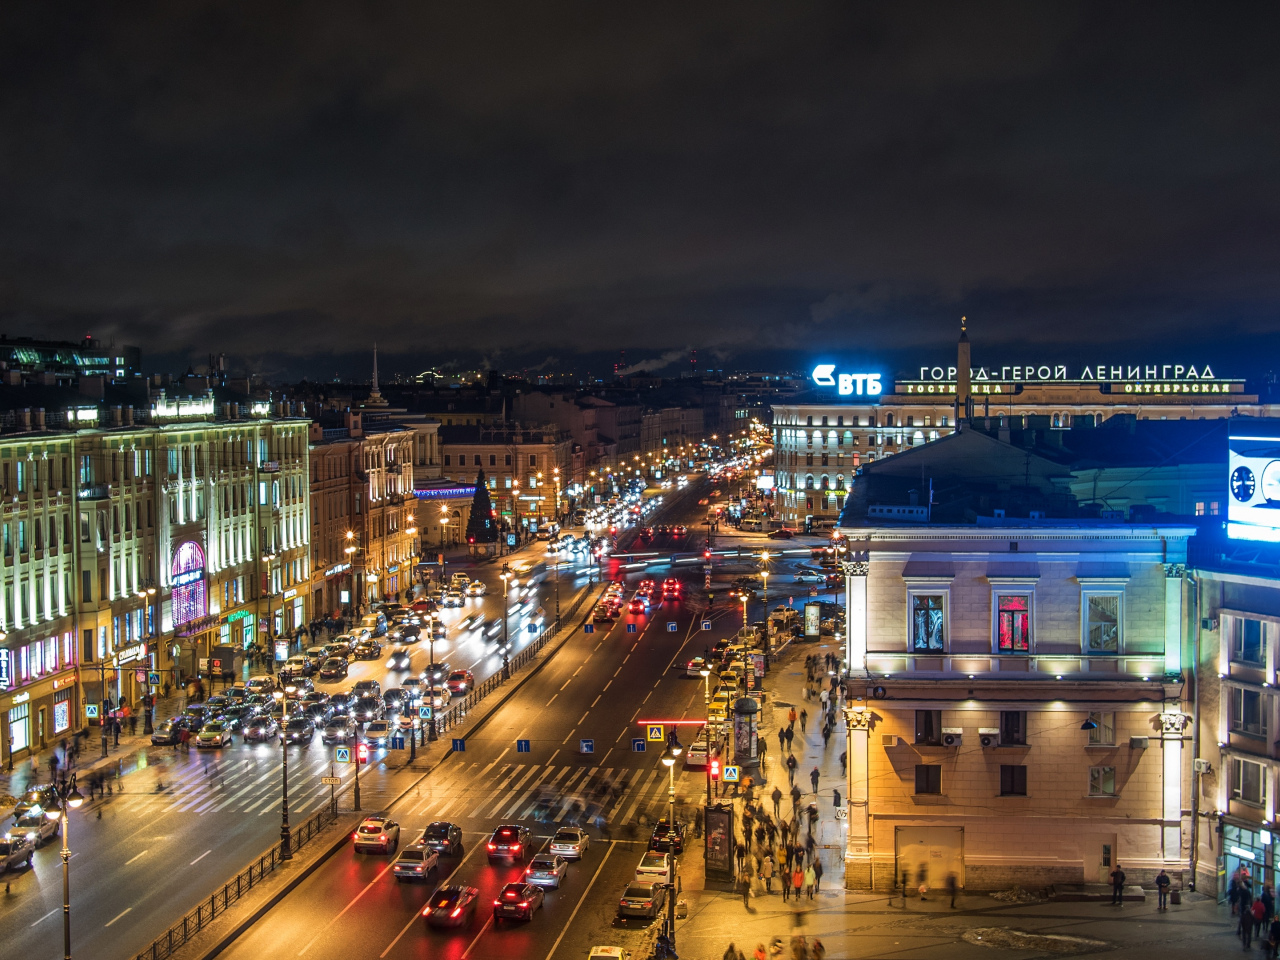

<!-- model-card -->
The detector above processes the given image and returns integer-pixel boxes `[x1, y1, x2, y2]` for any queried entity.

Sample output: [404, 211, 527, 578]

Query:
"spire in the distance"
[365, 343, 389, 407]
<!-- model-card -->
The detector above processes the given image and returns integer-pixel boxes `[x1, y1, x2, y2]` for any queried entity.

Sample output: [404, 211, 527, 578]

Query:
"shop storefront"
[2, 668, 80, 764]
[1220, 819, 1274, 900]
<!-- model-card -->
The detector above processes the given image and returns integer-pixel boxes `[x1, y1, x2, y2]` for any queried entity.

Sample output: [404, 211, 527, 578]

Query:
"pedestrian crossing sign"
[584, 624, 594, 634]
[626, 623, 637, 633]
[85, 704, 99, 719]
[147, 672, 161, 686]
[647, 724, 665, 742]
[702, 620, 711, 630]
[723, 765, 740, 783]
[335, 747, 351, 763]
[666, 622, 677, 632]
[419, 706, 433, 720]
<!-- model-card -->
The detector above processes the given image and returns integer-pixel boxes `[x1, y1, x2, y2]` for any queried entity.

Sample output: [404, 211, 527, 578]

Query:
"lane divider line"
[544, 841, 616, 960]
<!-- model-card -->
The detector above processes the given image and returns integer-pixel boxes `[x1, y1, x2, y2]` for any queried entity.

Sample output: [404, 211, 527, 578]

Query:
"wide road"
[215, 476, 843, 960]
[0, 546, 593, 960]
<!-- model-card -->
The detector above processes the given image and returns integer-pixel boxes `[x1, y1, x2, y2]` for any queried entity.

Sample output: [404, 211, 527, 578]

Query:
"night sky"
[2, 3, 1279, 380]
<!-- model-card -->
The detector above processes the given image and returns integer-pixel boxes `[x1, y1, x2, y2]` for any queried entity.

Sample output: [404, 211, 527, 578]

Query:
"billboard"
[1228, 420, 1280, 542]
[804, 602, 822, 638]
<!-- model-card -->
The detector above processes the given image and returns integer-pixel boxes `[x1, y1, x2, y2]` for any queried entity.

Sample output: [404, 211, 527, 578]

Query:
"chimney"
[32, 408, 45, 431]
[956, 316, 971, 417]
[230, 403, 240, 419]
[123, 406, 134, 426]
[111, 405, 123, 426]
[18, 407, 31, 431]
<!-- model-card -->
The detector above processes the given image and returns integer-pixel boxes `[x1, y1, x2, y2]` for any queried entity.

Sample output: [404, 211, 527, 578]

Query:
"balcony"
[78, 484, 110, 501]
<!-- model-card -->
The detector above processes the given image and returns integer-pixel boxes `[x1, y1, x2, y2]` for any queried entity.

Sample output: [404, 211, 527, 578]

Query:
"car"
[285, 676, 315, 696]
[684, 733, 709, 767]
[150, 717, 190, 746]
[592, 605, 618, 623]
[353, 816, 400, 853]
[548, 826, 590, 859]
[486, 824, 531, 862]
[672, 525, 688, 537]
[224, 686, 248, 701]
[422, 662, 451, 683]
[588, 948, 633, 960]
[245, 676, 276, 695]
[300, 690, 331, 707]
[353, 679, 382, 698]
[204, 695, 231, 712]
[446, 670, 474, 695]
[0, 837, 33, 873]
[322, 716, 358, 744]
[328, 692, 356, 715]
[359, 613, 388, 637]
[450, 572, 472, 587]
[352, 639, 382, 660]
[493, 881, 544, 921]
[686, 656, 709, 678]
[617, 881, 667, 919]
[648, 819, 686, 853]
[303, 702, 333, 725]
[5, 811, 58, 846]
[217, 705, 257, 731]
[393, 841, 440, 882]
[425, 684, 448, 709]
[440, 590, 464, 608]
[352, 697, 385, 722]
[196, 720, 234, 748]
[401, 677, 425, 702]
[634, 850, 672, 883]
[423, 885, 479, 928]
[387, 650, 412, 671]
[305, 645, 330, 665]
[697, 498, 709, 506]
[793, 570, 826, 583]
[243, 716, 280, 742]
[466, 579, 487, 596]
[383, 688, 407, 713]
[281, 656, 313, 679]
[182, 704, 210, 732]
[525, 854, 569, 888]
[421, 821, 463, 855]
[627, 598, 647, 614]
[767, 528, 794, 540]
[284, 717, 316, 744]
[323, 640, 352, 658]
[391, 623, 421, 644]
[365, 720, 392, 745]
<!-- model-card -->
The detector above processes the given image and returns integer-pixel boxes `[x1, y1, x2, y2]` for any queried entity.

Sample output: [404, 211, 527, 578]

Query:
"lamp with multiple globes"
[273, 686, 296, 860]
[660, 734, 683, 945]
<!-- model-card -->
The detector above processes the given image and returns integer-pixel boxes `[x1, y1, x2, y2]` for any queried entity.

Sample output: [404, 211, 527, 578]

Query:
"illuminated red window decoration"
[997, 595, 1030, 652]
[171, 541, 207, 626]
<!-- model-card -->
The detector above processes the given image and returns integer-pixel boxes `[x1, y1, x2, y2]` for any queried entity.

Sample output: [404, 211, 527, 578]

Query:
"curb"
[188, 583, 603, 960]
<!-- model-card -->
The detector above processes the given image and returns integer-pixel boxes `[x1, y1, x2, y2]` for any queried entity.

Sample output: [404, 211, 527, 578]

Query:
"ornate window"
[996, 594, 1031, 652]
[171, 541, 206, 626]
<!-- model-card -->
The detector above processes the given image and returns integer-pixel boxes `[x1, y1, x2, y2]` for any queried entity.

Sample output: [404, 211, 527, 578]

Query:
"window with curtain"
[997, 595, 1030, 652]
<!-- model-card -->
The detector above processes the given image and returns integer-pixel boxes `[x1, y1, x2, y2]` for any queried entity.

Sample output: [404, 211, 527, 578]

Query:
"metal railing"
[133, 804, 340, 960]
[432, 585, 596, 735]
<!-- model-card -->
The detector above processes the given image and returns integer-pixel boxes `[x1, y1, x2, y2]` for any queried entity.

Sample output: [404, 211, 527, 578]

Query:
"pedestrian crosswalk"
[105, 751, 357, 817]
[402, 759, 699, 828]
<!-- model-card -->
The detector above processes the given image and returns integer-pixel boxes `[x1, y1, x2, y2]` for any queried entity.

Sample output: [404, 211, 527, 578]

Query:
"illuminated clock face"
[1232, 465, 1256, 502]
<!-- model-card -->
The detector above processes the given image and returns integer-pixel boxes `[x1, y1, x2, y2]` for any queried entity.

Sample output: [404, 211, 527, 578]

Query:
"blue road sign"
[702, 620, 712, 630]
[528, 623, 538, 634]
[335, 747, 351, 763]
[584, 623, 594, 634]
[626, 623, 637, 633]
[517, 739, 531, 753]
[452, 738, 466, 752]
[580, 739, 594, 754]
[391, 736, 405, 750]
[723, 765, 741, 783]
[85, 704, 99, 719]
[666, 622, 677, 632]
[418, 705, 433, 720]
[632, 738, 646, 752]
[147, 671, 161, 686]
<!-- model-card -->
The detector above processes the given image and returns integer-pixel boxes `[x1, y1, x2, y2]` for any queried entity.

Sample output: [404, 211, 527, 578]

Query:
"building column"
[841, 558, 868, 672]
[844, 703, 873, 889]
[1164, 564, 1185, 676]
[1161, 710, 1191, 865]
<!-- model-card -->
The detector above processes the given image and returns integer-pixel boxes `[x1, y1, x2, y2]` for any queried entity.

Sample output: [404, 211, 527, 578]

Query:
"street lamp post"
[699, 664, 712, 810]
[45, 773, 84, 960]
[273, 687, 295, 861]
[427, 627, 438, 742]
[553, 559, 561, 628]
[500, 564, 511, 680]
[660, 735, 684, 947]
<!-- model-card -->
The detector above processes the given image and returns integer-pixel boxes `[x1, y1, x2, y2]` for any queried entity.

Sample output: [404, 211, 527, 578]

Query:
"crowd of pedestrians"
[1230, 865, 1280, 952]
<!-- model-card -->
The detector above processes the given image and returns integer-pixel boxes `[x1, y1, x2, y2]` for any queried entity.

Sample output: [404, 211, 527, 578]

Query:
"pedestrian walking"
[758, 736, 768, 767]
[755, 823, 766, 851]
[1269, 917, 1280, 960]
[917, 863, 929, 900]
[790, 783, 801, 809]
[810, 939, 825, 960]
[788, 706, 797, 728]
[840, 751, 847, 775]
[735, 841, 747, 873]
[739, 867, 752, 908]
[782, 863, 791, 901]
[772, 786, 783, 819]
[784, 725, 794, 753]
[833, 788, 841, 808]
[1110, 863, 1126, 906]
[791, 866, 803, 902]
[1155, 869, 1170, 910]
[799, 709, 807, 735]
[762, 854, 775, 893]
[1254, 897, 1268, 943]
[809, 766, 820, 794]
[803, 863, 816, 900]
[813, 856, 823, 893]
[786, 753, 798, 785]
[946, 871, 958, 908]
[821, 725, 831, 749]
[778, 728, 786, 754]
[1242, 885, 1256, 948]
[725, 943, 741, 960]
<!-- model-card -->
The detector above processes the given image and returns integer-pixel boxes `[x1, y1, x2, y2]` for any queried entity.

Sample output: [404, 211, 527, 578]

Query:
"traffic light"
[710, 757, 720, 781]
[356, 742, 370, 764]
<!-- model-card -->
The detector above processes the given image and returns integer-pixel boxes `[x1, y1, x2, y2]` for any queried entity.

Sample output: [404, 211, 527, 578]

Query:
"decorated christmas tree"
[465, 470, 498, 543]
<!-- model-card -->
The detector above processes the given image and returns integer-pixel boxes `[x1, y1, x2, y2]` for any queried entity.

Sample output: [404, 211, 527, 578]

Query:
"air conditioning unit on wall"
[979, 727, 1000, 748]
[1193, 758, 1213, 775]
[942, 728, 963, 747]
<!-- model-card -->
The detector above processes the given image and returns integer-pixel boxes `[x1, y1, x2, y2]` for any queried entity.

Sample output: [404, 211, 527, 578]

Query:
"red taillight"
[519, 901, 530, 908]
[450, 906, 463, 918]
[380, 834, 387, 842]
[644, 900, 653, 907]
[511, 843, 521, 852]
[487, 843, 496, 850]
[493, 899, 501, 906]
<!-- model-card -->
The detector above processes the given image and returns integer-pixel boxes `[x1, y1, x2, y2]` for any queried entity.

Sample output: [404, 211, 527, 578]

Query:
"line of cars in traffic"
[592, 577, 683, 622]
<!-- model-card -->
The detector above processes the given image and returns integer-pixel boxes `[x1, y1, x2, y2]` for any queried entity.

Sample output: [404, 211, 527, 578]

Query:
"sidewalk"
[672, 636, 852, 954]
[0, 691, 190, 804]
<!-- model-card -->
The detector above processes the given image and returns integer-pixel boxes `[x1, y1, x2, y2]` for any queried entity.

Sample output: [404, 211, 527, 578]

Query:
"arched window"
[836, 474, 845, 490]
[885, 413, 895, 427]
[171, 540, 206, 625]
[805, 475, 815, 490]
[1052, 413, 1061, 428]
[821, 475, 830, 490]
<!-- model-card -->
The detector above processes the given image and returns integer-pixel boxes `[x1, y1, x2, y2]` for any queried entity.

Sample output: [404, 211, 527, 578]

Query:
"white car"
[634, 850, 671, 883]
[549, 827, 590, 859]
[441, 590, 464, 608]
[466, 580, 487, 596]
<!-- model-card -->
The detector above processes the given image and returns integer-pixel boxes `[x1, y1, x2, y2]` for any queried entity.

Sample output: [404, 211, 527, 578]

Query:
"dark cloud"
[1, 2, 1278, 377]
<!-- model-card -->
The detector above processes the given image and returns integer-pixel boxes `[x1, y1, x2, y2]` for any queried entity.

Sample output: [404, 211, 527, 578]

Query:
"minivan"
[352, 678, 382, 699]
[359, 612, 388, 637]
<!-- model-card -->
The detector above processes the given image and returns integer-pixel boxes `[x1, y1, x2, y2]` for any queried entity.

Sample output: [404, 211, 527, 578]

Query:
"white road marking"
[379, 843, 481, 957]
[544, 841, 616, 960]
[125, 849, 149, 865]
[30, 908, 58, 926]
[590, 696, 601, 707]
[559, 678, 572, 690]
[190, 850, 211, 865]
[297, 861, 396, 955]
[105, 908, 132, 927]
[578, 711, 589, 725]
[545, 693, 558, 706]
